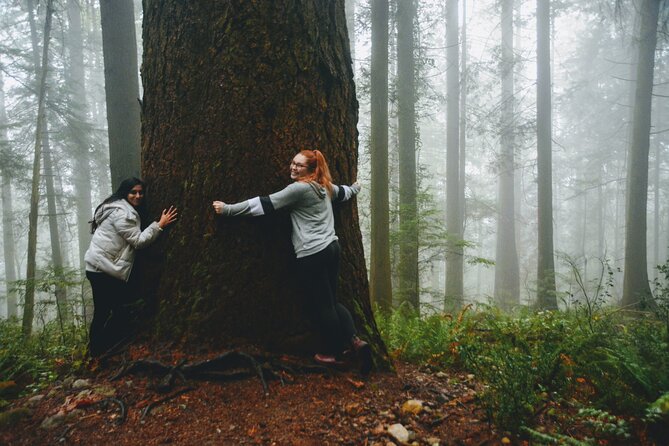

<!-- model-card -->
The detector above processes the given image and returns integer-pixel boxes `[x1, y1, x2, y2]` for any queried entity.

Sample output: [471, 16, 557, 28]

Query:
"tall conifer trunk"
[622, 0, 660, 308]
[370, 0, 392, 311]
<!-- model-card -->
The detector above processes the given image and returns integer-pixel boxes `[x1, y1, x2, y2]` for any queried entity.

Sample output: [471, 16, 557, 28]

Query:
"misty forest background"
[1, 0, 667, 323]
[2, 0, 669, 439]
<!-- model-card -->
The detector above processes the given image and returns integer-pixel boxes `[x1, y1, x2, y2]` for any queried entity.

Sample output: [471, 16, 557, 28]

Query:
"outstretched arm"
[213, 182, 305, 217]
[332, 182, 361, 203]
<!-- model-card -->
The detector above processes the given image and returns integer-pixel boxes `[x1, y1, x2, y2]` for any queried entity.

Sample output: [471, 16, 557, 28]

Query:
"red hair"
[298, 149, 333, 195]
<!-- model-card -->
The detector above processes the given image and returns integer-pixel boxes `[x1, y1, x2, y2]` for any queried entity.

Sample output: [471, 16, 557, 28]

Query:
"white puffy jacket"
[84, 198, 162, 282]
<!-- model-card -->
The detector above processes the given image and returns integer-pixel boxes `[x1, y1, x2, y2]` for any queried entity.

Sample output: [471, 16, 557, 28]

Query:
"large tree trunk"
[445, 0, 463, 310]
[99, 0, 141, 190]
[0, 69, 18, 319]
[23, 0, 55, 337]
[536, 0, 557, 310]
[369, 0, 392, 312]
[66, 0, 93, 272]
[141, 0, 388, 366]
[622, 0, 659, 308]
[396, 0, 419, 308]
[494, 0, 520, 309]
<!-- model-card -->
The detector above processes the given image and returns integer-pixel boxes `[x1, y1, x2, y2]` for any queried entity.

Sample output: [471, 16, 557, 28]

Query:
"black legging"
[297, 240, 356, 355]
[86, 271, 135, 356]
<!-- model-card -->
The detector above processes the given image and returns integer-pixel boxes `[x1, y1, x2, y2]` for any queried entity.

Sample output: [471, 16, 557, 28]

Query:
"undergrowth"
[376, 303, 669, 439]
[0, 318, 88, 393]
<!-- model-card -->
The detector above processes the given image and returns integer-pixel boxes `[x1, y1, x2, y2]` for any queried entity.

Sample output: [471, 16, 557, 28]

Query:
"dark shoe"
[351, 336, 373, 375]
[314, 353, 345, 366]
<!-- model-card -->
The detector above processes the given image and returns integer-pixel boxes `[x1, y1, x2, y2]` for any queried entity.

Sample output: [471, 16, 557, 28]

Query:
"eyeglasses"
[290, 161, 308, 169]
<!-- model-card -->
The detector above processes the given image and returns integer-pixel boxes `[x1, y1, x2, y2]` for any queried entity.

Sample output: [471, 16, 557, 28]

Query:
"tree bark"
[494, 0, 520, 309]
[23, 0, 55, 337]
[370, 0, 392, 312]
[622, 0, 659, 308]
[445, 0, 463, 310]
[99, 0, 141, 190]
[536, 0, 557, 310]
[141, 0, 389, 367]
[396, 0, 419, 308]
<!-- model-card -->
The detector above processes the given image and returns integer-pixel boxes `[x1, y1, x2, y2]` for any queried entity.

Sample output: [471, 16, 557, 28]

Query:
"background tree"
[66, 0, 93, 271]
[396, 0, 419, 308]
[536, 0, 557, 309]
[494, 0, 520, 308]
[622, 0, 662, 308]
[23, 0, 55, 337]
[370, 0, 392, 312]
[140, 0, 389, 365]
[99, 0, 141, 190]
[0, 67, 18, 318]
[445, 0, 462, 309]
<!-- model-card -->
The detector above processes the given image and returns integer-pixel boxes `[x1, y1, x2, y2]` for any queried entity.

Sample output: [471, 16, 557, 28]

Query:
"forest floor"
[1, 343, 510, 446]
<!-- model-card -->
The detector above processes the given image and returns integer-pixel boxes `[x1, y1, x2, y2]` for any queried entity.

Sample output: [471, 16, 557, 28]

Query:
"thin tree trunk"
[622, 0, 659, 308]
[27, 0, 69, 321]
[67, 0, 93, 272]
[494, 0, 520, 309]
[23, 0, 55, 337]
[445, 0, 463, 309]
[345, 0, 356, 64]
[0, 69, 18, 319]
[370, 0, 392, 311]
[99, 0, 141, 189]
[536, 0, 557, 309]
[43, 142, 69, 322]
[397, 0, 419, 308]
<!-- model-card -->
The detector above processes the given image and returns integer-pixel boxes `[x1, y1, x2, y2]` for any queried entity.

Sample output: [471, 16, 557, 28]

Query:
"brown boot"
[351, 336, 372, 375]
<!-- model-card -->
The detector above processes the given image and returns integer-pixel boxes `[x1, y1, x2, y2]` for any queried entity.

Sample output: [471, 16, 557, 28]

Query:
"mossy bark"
[141, 0, 389, 368]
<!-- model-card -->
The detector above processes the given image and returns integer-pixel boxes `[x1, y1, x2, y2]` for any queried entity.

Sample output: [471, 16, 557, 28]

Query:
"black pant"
[86, 271, 135, 356]
[297, 240, 356, 355]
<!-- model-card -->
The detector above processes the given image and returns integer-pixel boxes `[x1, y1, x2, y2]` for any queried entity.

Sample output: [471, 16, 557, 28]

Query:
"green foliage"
[576, 408, 631, 440]
[0, 318, 87, 393]
[376, 304, 669, 435]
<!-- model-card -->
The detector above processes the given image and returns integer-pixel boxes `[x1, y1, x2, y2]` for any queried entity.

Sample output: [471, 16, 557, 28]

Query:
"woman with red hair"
[213, 149, 372, 374]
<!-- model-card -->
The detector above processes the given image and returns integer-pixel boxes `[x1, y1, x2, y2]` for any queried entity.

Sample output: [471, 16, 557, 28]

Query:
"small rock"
[426, 437, 440, 446]
[435, 371, 448, 379]
[28, 394, 45, 405]
[72, 379, 90, 389]
[40, 411, 67, 429]
[0, 407, 32, 428]
[387, 423, 409, 443]
[400, 399, 423, 415]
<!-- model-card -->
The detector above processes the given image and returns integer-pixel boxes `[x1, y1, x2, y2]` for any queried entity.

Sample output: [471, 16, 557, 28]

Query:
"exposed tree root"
[97, 397, 127, 425]
[140, 387, 195, 421]
[110, 351, 333, 396]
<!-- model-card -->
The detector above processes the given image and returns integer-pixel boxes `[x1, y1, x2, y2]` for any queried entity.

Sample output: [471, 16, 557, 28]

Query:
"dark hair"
[90, 177, 146, 233]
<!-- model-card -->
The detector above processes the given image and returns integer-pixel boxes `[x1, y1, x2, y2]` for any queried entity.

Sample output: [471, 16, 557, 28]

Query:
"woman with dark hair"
[212, 150, 372, 374]
[85, 177, 178, 356]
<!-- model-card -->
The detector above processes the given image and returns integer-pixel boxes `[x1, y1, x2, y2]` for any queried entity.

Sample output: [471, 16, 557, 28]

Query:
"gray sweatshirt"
[220, 181, 360, 258]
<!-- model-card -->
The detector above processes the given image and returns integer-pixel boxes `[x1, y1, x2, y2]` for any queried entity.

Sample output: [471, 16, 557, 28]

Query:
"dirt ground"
[2, 346, 506, 446]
